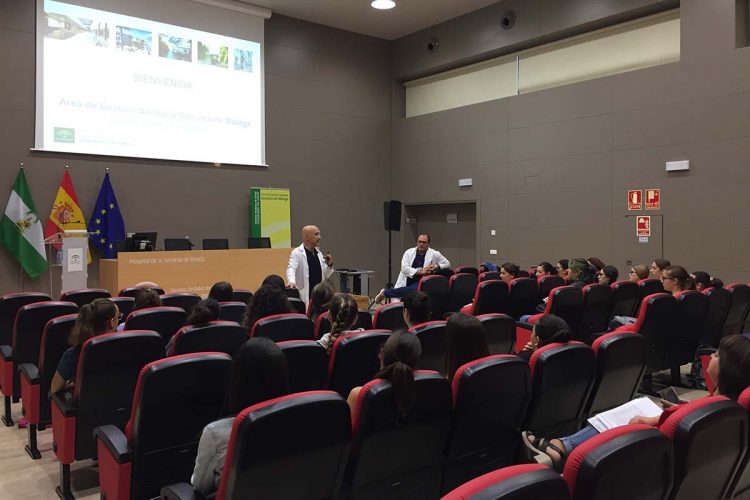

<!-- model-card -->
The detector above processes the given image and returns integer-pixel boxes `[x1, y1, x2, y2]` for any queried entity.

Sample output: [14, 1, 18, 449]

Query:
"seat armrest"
[161, 483, 210, 500]
[94, 425, 132, 463]
[515, 322, 533, 331]
[19, 363, 40, 385]
[51, 390, 77, 417]
[0, 344, 13, 361]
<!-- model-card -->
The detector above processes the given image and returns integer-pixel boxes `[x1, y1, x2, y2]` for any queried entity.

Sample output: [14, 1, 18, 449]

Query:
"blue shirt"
[56, 346, 80, 383]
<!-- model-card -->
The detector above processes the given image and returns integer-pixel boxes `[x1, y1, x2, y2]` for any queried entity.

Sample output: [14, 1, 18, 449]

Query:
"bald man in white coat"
[286, 225, 334, 305]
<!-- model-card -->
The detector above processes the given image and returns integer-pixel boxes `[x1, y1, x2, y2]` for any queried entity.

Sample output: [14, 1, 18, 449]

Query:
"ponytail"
[325, 293, 358, 353]
[375, 331, 422, 420]
[69, 298, 117, 347]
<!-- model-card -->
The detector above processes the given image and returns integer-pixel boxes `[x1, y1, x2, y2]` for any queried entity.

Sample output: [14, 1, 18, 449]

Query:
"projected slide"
[38, 0, 263, 165]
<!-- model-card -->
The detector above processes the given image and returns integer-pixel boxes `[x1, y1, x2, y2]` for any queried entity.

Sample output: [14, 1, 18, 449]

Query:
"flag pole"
[18, 162, 24, 291]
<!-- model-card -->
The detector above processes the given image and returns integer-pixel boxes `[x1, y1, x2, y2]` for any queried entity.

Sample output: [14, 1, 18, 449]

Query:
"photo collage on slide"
[43, 0, 253, 72]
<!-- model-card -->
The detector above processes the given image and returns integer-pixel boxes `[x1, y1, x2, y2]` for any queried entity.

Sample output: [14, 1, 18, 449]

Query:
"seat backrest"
[702, 287, 731, 348]
[563, 425, 673, 500]
[350, 372, 452, 499]
[164, 238, 192, 251]
[75, 331, 164, 460]
[610, 280, 640, 317]
[455, 266, 479, 276]
[38, 314, 78, 423]
[12, 301, 79, 397]
[127, 353, 232, 499]
[288, 297, 306, 314]
[538, 276, 565, 303]
[442, 464, 569, 500]
[327, 329, 391, 397]
[445, 356, 531, 493]
[109, 296, 135, 320]
[231, 289, 252, 304]
[159, 293, 202, 314]
[508, 278, 538, 319]
[478, 314, 516, 355]
[356, 310, 373, 330]
[169, 321, 247, 356]
[283, 287, 300, 299]
[216, 391, 351, 500]
[729, 387, 750, 498]
[246, 236, 271, 248]
[202, 238, 229, 250]
[0, 292, 51, 346]
[472, 280, 510, 316]
[278, 340, 329, 392]
[418, 275, 450, 321]
[59, 288, 111, 308]
[579, 284, 614, 341]
[546, 286, 584, 330]
[673, 290, 710, 361]
[447, 273, 479, 314]
[118, 286, 165, 298]
[586, 332, 646, 417]
[410, 321, 448, 372]
[373, 302, 407, 331]
[524, 342, 595, 436]
[723, 283, 750, 338]
[660, 396, 748, 500]
[479, 271, 500, 282]
[627, 294, 679, 374]
[218, 301, 246, 324]
[638, 278, 665, 301]
[250, 313, 314, 341]
[315, 311, 332, 339]
[124, 306, 187, 346]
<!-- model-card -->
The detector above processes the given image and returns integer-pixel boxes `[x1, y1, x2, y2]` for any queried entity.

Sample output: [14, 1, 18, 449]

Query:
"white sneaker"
[374, 289, 386, 304]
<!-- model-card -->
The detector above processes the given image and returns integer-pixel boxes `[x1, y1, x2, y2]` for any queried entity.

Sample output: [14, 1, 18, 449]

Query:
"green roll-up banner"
[249, 188, 291, 247]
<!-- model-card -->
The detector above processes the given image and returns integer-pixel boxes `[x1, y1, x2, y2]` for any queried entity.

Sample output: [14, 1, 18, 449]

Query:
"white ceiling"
[246, 0, 501, 40]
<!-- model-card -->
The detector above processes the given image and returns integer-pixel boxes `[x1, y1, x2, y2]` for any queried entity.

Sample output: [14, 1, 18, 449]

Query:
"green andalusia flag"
[0, 169, 48, 278]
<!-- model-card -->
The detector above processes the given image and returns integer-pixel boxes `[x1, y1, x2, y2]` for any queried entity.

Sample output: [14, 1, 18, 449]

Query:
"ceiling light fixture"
[371, 0, 395, 10]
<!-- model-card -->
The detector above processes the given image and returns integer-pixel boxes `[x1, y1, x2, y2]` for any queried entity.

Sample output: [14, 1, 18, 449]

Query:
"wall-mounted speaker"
[383, 200, 402, 231]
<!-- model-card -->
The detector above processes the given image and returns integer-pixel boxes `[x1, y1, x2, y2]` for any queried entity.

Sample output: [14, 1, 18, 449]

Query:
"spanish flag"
[45, 170, 90, 261]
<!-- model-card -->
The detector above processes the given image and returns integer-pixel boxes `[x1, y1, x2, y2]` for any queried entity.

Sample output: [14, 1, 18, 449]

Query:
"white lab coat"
[286, 243, 334, 305]
[395, 247, 451, 288]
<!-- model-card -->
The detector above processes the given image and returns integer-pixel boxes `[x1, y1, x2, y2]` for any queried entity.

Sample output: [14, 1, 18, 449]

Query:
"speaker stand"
[386, 229, 393, 289]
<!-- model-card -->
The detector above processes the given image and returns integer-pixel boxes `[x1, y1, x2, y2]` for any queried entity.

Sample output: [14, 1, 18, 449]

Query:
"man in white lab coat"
[286, 225, 334, 305]
[375, 234, 450, 303]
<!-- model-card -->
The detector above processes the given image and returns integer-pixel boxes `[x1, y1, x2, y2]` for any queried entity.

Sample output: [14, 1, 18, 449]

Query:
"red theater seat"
[278, 340, 329, 392]
[217, 301, 245, 324]
[373, 302, 407, 331]
[326, 329, 391, 398]
[418, 275, 450, 321]
[249, 313, 314, 342]
[579, 284, 613, 342]
[168, 321, 246, 357]
[442, 464, 568, 500]
[477, 314, 515, 355]
[159, 293, 202, 314]
[508, 278, 538, 320]
[410, 321, 448, 372]
[610, 280, 640, 318]
[124, 306, 187, 346]
[59, 288, 111, 308]
[446, 273, 479, 315]
[460, 280, 509, 316]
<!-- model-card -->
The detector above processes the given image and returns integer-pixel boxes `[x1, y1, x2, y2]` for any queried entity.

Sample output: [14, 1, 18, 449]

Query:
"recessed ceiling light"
[371, 0, 395, 10]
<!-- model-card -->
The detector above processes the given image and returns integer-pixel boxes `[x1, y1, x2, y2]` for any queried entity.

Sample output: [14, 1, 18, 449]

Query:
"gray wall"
[391, 0, 750, 283]
[0, 6, 391, 295]
[403, 203, 477, 269]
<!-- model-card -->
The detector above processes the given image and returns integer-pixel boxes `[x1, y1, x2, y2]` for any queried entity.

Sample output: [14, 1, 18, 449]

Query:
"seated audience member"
[346, 331, 422, 416]
[444, 313, 490, 379]
[588, 257, 605, 274]
[117, 288, 161, 331]
[192, 338, 290, 496]
[402, 291, 432, 328]
[628, 264, 650, 282]
[567, 258, 596, 289]
[241, 284, 292, 332]
[165, 298, 220, 354]
[319, 294, 362, 353]
[598, 265, 619, 286]
[556, 259, 569, 280]
[262, 274, 286, 290]
[517, 314, 571, 362]
[523, 334, 750, 471]
[51, 298, 119, 394]
[499, 262, 520, 284]
[208, 281, 234, 303]
[692, 271, 724, 292]
[309, 282, 335, 325]
[535, 262, 556, 279]
[649, 258, 671, 279]
[660, 265, 694, 293]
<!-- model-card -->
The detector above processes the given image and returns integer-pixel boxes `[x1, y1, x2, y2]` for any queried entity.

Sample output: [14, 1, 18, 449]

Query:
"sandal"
[521, 431, 567, 472]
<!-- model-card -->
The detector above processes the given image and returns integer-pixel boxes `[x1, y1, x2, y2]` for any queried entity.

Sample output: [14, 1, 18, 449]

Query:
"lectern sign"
[645, 189, 660, 210]
[636, 216, 651, 237]
[627, 190, 642, 210]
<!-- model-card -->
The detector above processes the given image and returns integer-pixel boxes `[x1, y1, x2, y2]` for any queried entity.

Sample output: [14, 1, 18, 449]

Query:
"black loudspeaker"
[384, 200, 402, 231]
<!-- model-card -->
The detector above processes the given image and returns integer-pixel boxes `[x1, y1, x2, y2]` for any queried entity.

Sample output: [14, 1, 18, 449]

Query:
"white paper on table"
[587, 397, 663, 433]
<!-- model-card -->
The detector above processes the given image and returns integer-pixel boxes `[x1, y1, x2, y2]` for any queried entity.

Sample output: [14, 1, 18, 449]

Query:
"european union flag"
[89, 173, 125, 259]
